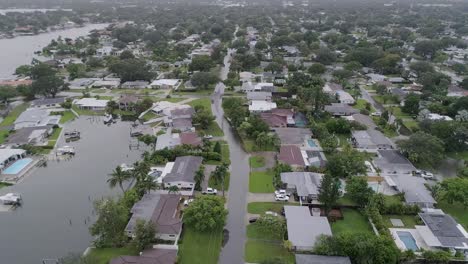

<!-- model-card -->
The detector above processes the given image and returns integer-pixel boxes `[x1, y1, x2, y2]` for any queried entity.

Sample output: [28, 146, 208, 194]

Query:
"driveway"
[247, 192, 276, 203]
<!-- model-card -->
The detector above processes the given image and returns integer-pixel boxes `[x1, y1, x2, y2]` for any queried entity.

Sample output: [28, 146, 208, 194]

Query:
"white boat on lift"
[57, 146, 75, 155]
[0, 193, 22, 205]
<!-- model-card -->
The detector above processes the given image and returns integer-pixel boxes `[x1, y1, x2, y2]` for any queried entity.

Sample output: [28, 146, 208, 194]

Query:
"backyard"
[86, 247, 137, 264]
[249, 170, 275, 193]
[178, 226, 223, 264]
[331, 208, 373, 235]
[245, 240, 294, 264]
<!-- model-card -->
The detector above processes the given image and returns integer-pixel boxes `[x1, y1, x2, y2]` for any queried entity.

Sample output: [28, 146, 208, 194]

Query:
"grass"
[447, 151, 468, 162]
[208, 172, 230, 191]
[187, 98, 224, 137]
[0, 130, 10, 144]
[86, 247, 137, 264]
[95, 95, 114, 100]
[247, 222, 284, 240]
[353, 99, 374, 112]
[49, 127, 62, 141]
[178, 226, 223, 264]
[188, 98, 211, 110]
[249, 156, 265, 168]
[247, 202, 291, 214]
[59, 111, 75, 124]
[243, 138, 277, 152]
[402, 120, 419, 131]
[331, 208, 373, 235]
[249, 170, 275, 193]
[337, 194, 358, 206]
[155, 97, 185, 103]
[140, 111, 158, 122]
[245, 240, 294, 264]
[206, 142, 230, 165]
[336, 134, 351, 148]
[437, 201, 468, 229]
[382, 214, 419, 228]
[0, 182, 12, 189]
[0, 103, 29, 126]
[387, 106, 411, 119]
[384, 195, 404, 207]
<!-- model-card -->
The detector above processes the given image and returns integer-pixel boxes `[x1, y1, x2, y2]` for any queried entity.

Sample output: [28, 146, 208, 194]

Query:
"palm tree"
[107, 166, 131, 193]
[168, 185, 180, 194]
[135, 176, 160, 197]
[211, 163, 229, 197]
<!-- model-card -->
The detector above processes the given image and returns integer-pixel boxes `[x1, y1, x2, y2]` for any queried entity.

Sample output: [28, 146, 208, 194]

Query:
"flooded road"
[0, 118, 146, 264]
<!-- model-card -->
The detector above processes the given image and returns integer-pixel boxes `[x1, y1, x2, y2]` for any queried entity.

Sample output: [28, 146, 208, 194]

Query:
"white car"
[371, 111, 382, 117]
[274, 189, 288, 196]
[275, 194, 290, 201]
[265, 211, 279, 217]
[184, 198, 194, 206]
[414, 170, 434, 179]
[202, 188, 218, 195]
[204, 135, 213, 139]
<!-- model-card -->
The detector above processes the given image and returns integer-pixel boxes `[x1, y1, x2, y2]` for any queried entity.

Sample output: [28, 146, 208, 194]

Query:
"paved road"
[213, 48, 250, 264]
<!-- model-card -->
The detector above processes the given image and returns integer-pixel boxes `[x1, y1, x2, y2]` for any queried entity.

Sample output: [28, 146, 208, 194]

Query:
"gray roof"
[295, 254, 351, 264]
[352, 129, 393, 149]
[281, 172, 323, 197]
[6, 126, 52, 146]
[419, 213, 468, 248]
[155, 132, 180, 150]
[247, 91, 272, 101]
[274, 127, 311, 145]
[163, 156, 202, 184]
[373, 150, 416, 174]
[284, 206, 332, 249]
[31, 97, 66, 107]
[324, 103, 358, 116]
[388, 174, 435, 206]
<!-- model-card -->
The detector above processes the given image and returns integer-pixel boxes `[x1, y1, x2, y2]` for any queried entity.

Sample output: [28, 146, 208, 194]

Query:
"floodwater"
[0, 117, 146, 264]
[0, 23, 108, 79]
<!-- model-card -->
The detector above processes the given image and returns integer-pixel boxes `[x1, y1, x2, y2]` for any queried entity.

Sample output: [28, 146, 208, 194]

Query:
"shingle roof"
[281, 172, 323, 197]
[278, 145, 305, 166]
[163, 156, 202, 183]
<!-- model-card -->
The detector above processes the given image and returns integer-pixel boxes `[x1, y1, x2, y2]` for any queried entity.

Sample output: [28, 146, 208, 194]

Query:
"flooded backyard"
[0, 117, 146, 264]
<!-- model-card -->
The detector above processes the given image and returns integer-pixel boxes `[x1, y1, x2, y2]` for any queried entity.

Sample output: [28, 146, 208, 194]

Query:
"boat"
[103, 114, 113, 125]
[57, 146, 75, 155]
[64, 130, 80, 142]
[0, 193, 22, 205]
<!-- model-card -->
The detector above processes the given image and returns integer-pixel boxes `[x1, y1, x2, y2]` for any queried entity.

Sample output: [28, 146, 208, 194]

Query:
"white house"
[0, 149, 26, 171]
[73, 98, 109, 111]
[249, 100, 277, 113]
[336, 91, 355, 105]
[14, 109, 60, 130]
[90, 80, 120, 89]
[150, 79, 181, 90]
[162, 156, 203, 196]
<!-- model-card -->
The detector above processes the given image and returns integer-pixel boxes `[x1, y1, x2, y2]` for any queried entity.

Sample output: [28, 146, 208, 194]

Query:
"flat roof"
[0, 149, 26, 163]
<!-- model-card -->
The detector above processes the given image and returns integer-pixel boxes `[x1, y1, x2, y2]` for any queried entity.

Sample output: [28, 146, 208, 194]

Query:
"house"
[278, 145, 305, 168]
[302, 150, 327, 168]
[91, 79, 120, 89]
[282, 45, 300, 55]
[169, 108, 194, 131]
[68, 78, 97, 89]
[120, 80, 149, 89]
[366, 73, 386, 83]
[0, 149, 27, 172]
[110, 248, 177, 264]
[125, 192, 182, 241]
[351, 130, 393, 150]
[284, 206, 332, 251]
[384, 173, 436, 208]
[150, 79, 181, 90]
[96, 46, 113, 57]
[427, 113, 453, 121]
[162, 156, 203, 195]
[281, 172, 324, 204]
[373, 149, 416, 175]
[30, 97, 66, 109]
[254, 82, 275, 92]
[0, 79, 32, 87]
[247, 91, 272, 102]
[249, 100, 277, 113]
[324, 103, 358, 116]
[118, 94, 139, 110]
[336, 91, 355, 105]
[387, 77, 405, 83]
[155, 131, 181, 151]
[322, 83, 343, 95]
[5, 126, 52, 147]
[180, 132, 202, 147]
[295, 254, 351, 264]
[274, 128, 312, 145]
[14, 109, 60, 130]
[260, 109, 295, 128]
[73, 98, 109, 111]
[241, 81, 255, 92]
[447, 85, 468, 97]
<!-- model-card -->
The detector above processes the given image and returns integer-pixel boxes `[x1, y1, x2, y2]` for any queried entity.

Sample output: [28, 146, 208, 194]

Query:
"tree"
[315, 47, 336, 65]
[0, 86, 17, 104]
[109, 58, 154, 82]
[66, 63, 86, 80]
[345, 177, 374, 207]
[90, 198, 128, 247]
[409, 61, 434, 77]
[213, 141, 222, 154]
[438, 178, 468, 209]
[192, 106, 215, 129]
[460, 78, 468, 90]
[107, 166, 131, 193]
[189, 55, 215, 72]
[332, 69, 353, 81]
[397, 131, 445, 167]
[119, 50, 135, 60]
[130, 219, 156, 251]
[194, 165, 205, 191]
[308, 63, 326, 75]
[318, 174, 341, 216]
[210, 163, 229, 197]
[30, 63, 65, 98]
[183, 195, 227, 232]
[414, 40, 440, 58]
[167, 185, 180, 194]
[326, 146, 367, 178]
[191, 72, 219, 89]
[264, 62, 283, 74]
[402, 93, 420, 116]
[15, 65, 32, 76]
[256, 215, 286, 239]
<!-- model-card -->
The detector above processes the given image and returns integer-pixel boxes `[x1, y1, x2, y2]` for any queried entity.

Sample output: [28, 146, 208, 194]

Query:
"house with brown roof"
[110, 248, 177, 264]
[180, 132, 202, 146]
[278, 145, 305, 168]
[125, 193, 182, 242]
[118, 94, 139, 110]
[260, 108, 295, 128]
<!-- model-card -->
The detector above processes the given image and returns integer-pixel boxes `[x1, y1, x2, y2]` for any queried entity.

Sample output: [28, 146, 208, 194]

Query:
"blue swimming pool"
[307, 139, 317, 147]
[3, 158, 33, 175]
[397, 231, 419, 251]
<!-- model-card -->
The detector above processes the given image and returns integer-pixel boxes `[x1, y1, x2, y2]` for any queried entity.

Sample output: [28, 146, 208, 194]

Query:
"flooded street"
[0, 118, 146, 264]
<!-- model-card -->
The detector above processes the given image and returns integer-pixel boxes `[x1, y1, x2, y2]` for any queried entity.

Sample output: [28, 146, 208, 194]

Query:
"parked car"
[371, 111, 382, 117]
[274, 189, 288, 196]
[183, 198, 194, 206]
[203, 135, 213, 139]
[202, 187, 218, 195]
[275, 194, 290, 201]
[265, 211, 278, 217]
[248, 217, 259, 223]
[413, 170, 434, 179]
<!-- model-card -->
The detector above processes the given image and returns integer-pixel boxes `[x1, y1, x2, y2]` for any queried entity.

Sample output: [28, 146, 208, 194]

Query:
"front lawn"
[331, 208, 373, 235]
[59, 111, 76, 124]
[188, 98, 211, 110]
[0, 103, 29, 126]
[198, 122, 224, 137]
[0, 130, 10, 144]
[247, 202, 291, 214]
[178, 226, 223, 264]
[206, 142, 230, 165]
[353, 99, 374, 112]
[249, 171, 275, 193]
[244, 240, 294, 264]
[243, 138, 277, 152]
[249, 156, 265, 168]
[49, 127, 62, 141]
[86, 247, 137, 264]
[337, 194, 358, 206]
[247, 222, 283, 240]
[140, 111, 159, 122]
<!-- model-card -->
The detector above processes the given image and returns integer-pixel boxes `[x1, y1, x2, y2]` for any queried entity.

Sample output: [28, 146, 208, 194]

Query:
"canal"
[0, 118, 146, 264]
[0, 23, 108, 79]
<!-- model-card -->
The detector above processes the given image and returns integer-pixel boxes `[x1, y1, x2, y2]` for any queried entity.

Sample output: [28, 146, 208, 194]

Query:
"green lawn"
[188, 98, 212, 110]
[208, 172, 230, 191]
[331, 208, 373, 235]
[59, 111, 76, 124]
[336, 134, 351, 148]
[86, 247, 137, 264]
[249, 171, 275, 193]
[337, 194, 358, 206]
[0, 130, 10, 144]
[0, 182, 12, 189]
[388, 106, 411, 119]
[188, 98, 224, 137]
[178, 226, 223, 264]
[437, 201, 468, 229]
[402, 120, 419, 131]
[353, 99, 374, 112]
[206, 142, 230, 165]
[245, 240, 294, 264]
[247, 222, 283, 240]
[140, 111, 159, 122]
[243, 138, 277, 152]
[49, 127, 62, 141]
[247, 202, 292, 214]
[382, 214, 419, 228]
[249, 156, 265, 168]
[0, 103, 29, 126]
[155, 97, 185, 103]
[384, 195, 404, 207]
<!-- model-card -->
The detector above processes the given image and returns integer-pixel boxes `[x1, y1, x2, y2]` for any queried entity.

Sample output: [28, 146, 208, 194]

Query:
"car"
[183, 198, 194, 206]
[202, 187, 218, 195]
[275, 194, 290, 201]
[371, 111, 382, 117]
[265, 211, 278, 217]
[248, 217, 259, 223]
[274, 189, 288, 196]
[204, 135, 213, 139]
[413, 170, 434, 179]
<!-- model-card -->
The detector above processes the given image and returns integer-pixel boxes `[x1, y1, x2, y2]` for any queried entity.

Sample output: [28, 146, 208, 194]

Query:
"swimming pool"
[397, 231, 419, 251]
[3, 158, 33, 175]
[307, 139, 317, 147]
